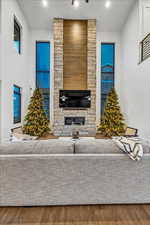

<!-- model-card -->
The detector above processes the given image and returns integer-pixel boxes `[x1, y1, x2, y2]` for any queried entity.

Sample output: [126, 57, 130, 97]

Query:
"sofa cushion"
[140, 139, 150, 153]
[75, 139, 122, 154]
[75, 139, 150, 154]
[0, 140, 74, 155]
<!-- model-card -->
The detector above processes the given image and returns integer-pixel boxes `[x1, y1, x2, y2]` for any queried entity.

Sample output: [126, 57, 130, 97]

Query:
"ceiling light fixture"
[72, 0, 80, 7]
[105, 0, 111, 8]
[72, 0, 89, 7]
[42, 0, 48, 7]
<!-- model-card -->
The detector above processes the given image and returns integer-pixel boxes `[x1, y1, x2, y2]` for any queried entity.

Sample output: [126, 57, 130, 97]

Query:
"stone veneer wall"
[53, 18, 96, 136]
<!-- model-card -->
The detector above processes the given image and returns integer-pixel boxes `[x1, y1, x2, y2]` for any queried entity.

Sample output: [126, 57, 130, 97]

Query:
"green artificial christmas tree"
[97, 88, 125, 137]
[23, 88, 50, 137]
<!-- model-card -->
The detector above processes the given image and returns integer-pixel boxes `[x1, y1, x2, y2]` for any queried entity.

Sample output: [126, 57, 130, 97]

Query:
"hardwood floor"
[0, 205, 150, 225]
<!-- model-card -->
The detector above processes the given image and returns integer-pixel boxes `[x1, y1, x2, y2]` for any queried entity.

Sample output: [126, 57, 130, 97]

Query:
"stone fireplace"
[53, 18, 96, 136]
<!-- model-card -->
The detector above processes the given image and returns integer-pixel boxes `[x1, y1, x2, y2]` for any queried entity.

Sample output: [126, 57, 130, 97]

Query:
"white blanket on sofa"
[112, 137, 143, 161]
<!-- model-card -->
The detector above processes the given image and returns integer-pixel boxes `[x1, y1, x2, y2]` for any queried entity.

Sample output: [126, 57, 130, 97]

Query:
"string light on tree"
[23, 88, 50, 137]
[97, 88, 125, 137]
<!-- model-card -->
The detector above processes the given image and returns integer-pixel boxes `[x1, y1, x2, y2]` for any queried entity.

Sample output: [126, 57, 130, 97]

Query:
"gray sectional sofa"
[0, 139, 150, 206]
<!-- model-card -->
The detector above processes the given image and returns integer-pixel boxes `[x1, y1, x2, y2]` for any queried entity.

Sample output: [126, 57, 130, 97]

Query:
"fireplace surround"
[53, 19, 96, 136]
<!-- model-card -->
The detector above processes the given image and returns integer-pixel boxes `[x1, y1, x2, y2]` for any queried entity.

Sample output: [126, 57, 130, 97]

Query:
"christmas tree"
[23, 88, 50, 137]
[97, 88, 125, 137]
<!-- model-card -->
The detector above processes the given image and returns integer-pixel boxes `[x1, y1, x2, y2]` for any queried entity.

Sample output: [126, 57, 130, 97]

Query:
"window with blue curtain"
[14, 18, 21, 54]
[101, 43, 115, 115]
[13, 85, 21, 123]
[36, 42, 50, 119]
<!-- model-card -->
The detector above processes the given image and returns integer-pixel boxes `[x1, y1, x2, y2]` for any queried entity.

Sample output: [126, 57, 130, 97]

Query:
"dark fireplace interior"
[65, 117, 85, 126]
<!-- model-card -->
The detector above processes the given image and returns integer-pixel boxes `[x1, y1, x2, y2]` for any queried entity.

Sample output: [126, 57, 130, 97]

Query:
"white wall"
[121, 0, 150, 139]
[0, 0, 2, 71]
[0, 3, 54, 142]
[96, 31, 122, 124]
[1, 0, 150, 140]
[0, 0, 31, 142]
[0, 0, 2, 141]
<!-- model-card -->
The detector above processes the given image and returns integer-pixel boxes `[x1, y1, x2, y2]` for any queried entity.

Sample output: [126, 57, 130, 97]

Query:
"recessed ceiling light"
[73, 0, 80, 8]
[42, 0, 48, 8]
[105, 0, 111, 8]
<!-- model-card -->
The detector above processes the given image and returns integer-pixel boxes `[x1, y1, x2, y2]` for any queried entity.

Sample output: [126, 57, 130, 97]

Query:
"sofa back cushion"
[0, 140, 74, 155]
[75, 139, 121, 154]
[75, 139, 150, 154]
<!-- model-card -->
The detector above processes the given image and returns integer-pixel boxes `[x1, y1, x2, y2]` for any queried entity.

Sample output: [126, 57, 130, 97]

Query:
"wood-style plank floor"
[0, 205, 150, 225]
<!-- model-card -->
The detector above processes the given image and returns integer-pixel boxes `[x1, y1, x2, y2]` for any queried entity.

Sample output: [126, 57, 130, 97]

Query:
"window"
[14, 18, 21, 54]
[143, 5, 150, 37]
[13, 85, 21, 123]
[36, 42, 50, 119]
[101, 43, 115, 114]
[140, 33, 150, 62]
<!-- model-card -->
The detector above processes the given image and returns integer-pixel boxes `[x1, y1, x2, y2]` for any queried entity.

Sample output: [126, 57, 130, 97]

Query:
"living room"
[0, 0, 150, 224]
